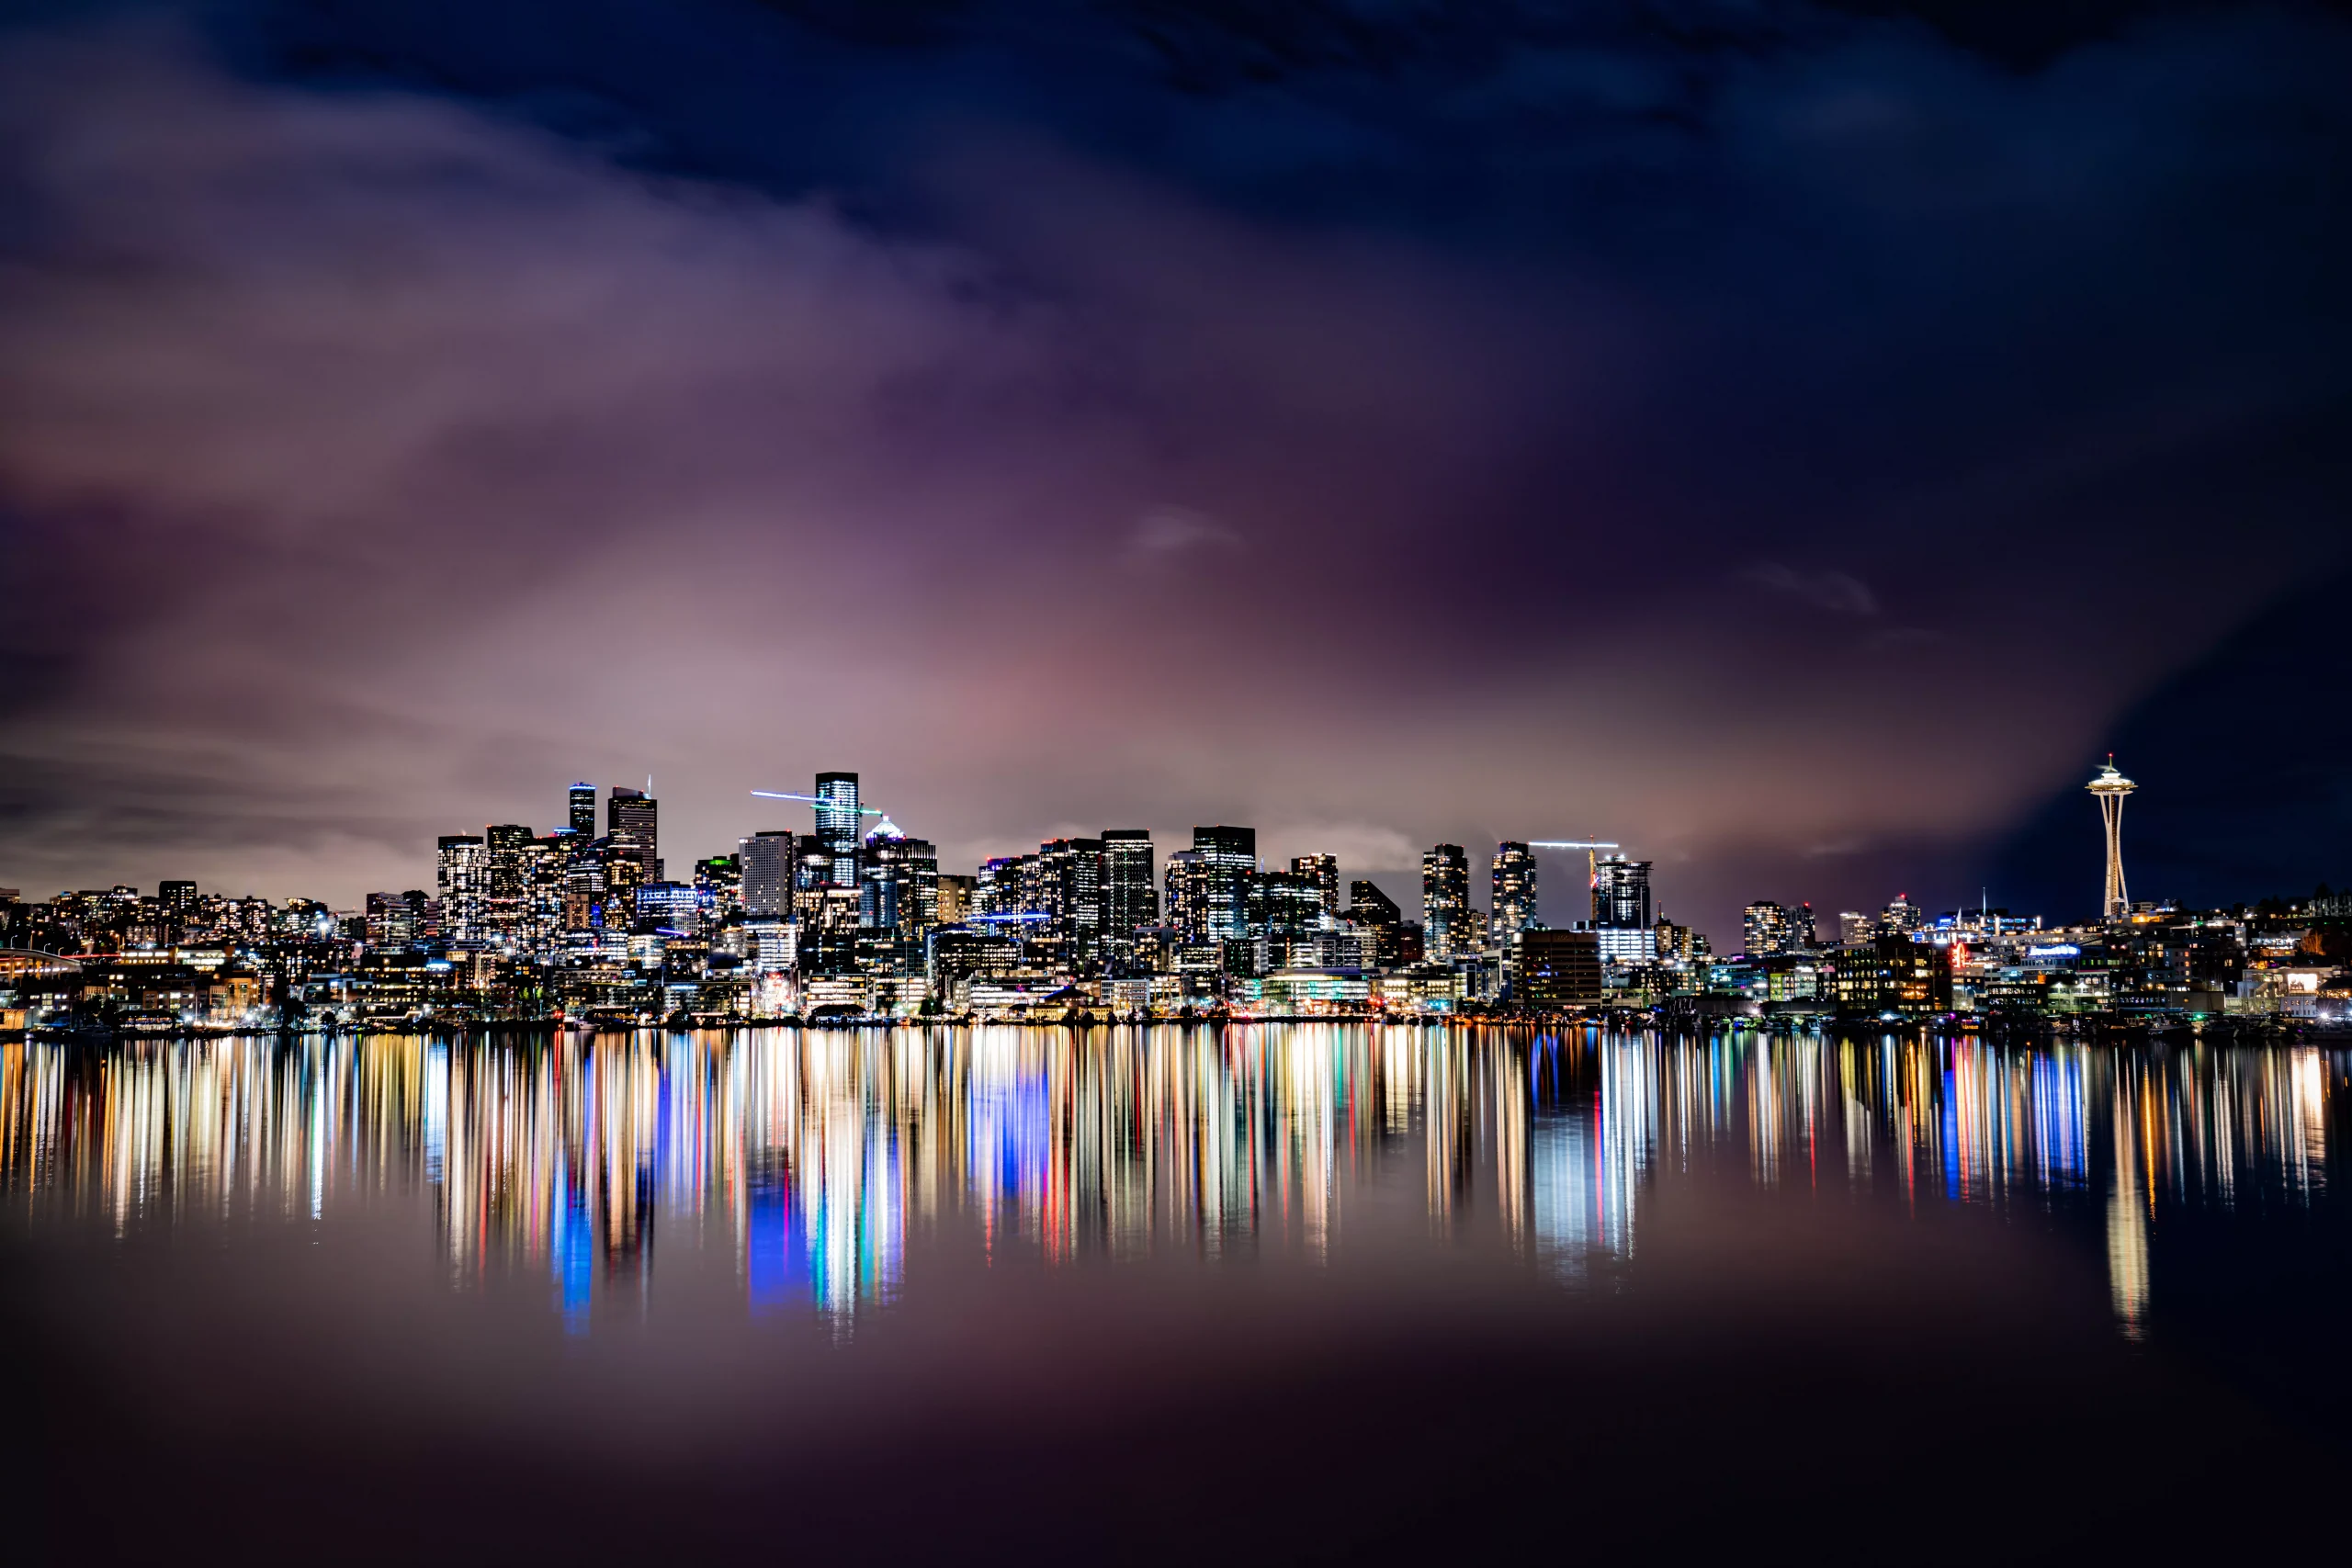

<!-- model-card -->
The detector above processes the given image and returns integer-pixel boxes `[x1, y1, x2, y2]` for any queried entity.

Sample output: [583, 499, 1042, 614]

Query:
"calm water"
[4, 1026, 2344, 1564]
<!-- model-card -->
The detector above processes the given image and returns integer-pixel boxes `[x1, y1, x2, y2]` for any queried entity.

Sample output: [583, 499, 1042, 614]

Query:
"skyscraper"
[437, 835, 488, 944]
[741, 829, 795, 919]
[1037, 837, 1105, 938]
[568, 783, 596, 838]
[1192, 827, 1257, 943]
[1290, 854, 1339, 913]
[1164, 850, 1212, 944]
[1422, 843, 1472, 961]
[607, 787, 658, 881]
[1591, 855, 1652, 929]
[1102, 830, 1158, 933]
[1490, 842, 1538, 942]
[815, 772, 861, 887]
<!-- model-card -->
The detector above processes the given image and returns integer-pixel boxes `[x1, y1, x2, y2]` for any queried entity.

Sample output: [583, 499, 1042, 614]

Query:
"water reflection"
[1, 1029, 2338, 1337]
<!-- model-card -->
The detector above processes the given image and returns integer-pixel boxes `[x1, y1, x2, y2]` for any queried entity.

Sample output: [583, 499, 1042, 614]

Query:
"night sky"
[1, 0, 2346, 940]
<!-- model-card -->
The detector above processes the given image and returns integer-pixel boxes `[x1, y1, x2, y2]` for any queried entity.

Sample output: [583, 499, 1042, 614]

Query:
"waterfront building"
[1744, 900, 1792, 956]
[1422, 843, 1472, 961]
[1509, 928, 1601, 1007]
[1193, 827, 1257, 942]
[1490, 842, 1538, 943]
[1102, 830, 1157, 933]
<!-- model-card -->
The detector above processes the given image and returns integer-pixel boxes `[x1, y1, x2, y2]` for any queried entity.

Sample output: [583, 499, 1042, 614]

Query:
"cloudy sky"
[1, 0, 2346, 936]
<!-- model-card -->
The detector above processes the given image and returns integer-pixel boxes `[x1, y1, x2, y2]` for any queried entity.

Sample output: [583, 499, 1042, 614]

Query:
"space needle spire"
[2086, 755, 2137, 920]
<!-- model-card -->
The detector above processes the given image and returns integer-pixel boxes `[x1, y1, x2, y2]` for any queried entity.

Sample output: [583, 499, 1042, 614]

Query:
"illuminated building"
[1743, 900, 1792, 956]
[1250, 870, 1327, 970]
[1165, 851, 1211, 943]
[1102, 830, 1157, 932]
[1291, 854, 1339, 913]
[1839, 910, 1874, 946]
[814, 771, 862, 887]
[1829, 935, 1952, 1017]
[607, 787, 658, 881]
[934, 874, 975, 926]
[1036, 837, 1105, 942]
[637, 881, 703, 938]
[1591, 855, 1651, 929]
[1193, 827, 1257, 942]
[568, 783, 596, 838]
[437, 835, 487, 943]
[1510, 928, 1601, 1007]
[741, 829, 794, 918]
[1490, 842, 1538, 943]
[1421, 843, 1472, 961]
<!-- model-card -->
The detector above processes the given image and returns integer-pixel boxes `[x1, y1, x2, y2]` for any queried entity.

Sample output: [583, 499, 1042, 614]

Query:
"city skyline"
[1, 6, 2346, 940]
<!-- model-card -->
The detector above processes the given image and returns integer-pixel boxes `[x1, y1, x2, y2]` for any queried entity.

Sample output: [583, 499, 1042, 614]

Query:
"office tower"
[1192, 827, 1257, 942]
[157, 879, 197, 943]
[899, 838, 939, 932]
[563, 861, 605, 931]
[1744, 900, 1791, 957]
[2087, 757, 2137, 919]
[1037, 838, 1105, 938]
[636, 881, 703, 937]
[695, 854, 742, 919]
[860, 824, 922, 932]
[1250, 871, 1326, 969]
[1792, 902, 1818, 949]
[814, 772, 861, 887]
[1591, 855, 1651, 928]
[1490, 842, 1538, 942]
[1102, 830, 1158, 932]
[568, 783, 596, 838]
[1422, 843, 1473, 961]
[437, 835, 488, 943]
[976, 856, 1031, 918]
[1510, 929, 1601, 1007]
[1288, 854, 1340, 913]
[1839, 910, 1874, 946]
[1881, 894, 1923, 934]
[935, 874, 976, 926]
[741, 830, 795, 918]
[1349, 880, 1400, 924]
[607, 787, 658, 881]
[1654, 919, 1693, 964]
[1164, 850, 1212, 943]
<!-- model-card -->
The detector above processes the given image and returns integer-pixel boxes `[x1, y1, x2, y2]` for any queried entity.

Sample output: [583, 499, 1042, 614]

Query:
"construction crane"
[1530, 840, 1622, 894]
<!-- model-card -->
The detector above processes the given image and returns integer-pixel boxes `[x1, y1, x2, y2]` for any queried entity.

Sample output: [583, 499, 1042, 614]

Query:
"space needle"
[2086, 756, 2136, 920]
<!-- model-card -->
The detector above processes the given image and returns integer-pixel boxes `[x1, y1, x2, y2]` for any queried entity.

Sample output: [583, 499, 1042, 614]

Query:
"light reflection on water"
[0, 1028, 2336, 1337]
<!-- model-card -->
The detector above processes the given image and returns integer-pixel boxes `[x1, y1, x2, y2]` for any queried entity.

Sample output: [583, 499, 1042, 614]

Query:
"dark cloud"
[0, 1, 2346, 936]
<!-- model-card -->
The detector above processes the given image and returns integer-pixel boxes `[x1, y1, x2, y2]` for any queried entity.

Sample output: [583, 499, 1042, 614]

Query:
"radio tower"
[2086, 756, 2137, 920]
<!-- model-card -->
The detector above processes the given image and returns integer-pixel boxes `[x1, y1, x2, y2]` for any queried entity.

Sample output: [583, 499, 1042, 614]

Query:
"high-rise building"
[437, 835, 488, 944]
[1592, 855, 1652, 931]
[1346, 880, 1410, 967]
[1164, 850, 1212, 943]
[1881, 894, 1923, 934]
[1744, 900, 1791, 956]
[1290, 854, 1339, 913]
[1102, 830, 1158, 932]
[741, 830, 795, 918]
[568, 783, 596, 838]
[607, 787, 658, 881]
[814, 772, 861, 887]
[935, 874, 976, 927]
[1193, 827, 1257, 942]
[899, 837, 939, 933]
[1422, 843, 1472, 961]
[1037, 838, 1105, 939]
[861, 823, 910, 932]
[1490, 842, 1538, 942]
[1839, 910, 1875, 946]
[482, 823, 537, 948]
[1791, 902, 1818, 950]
